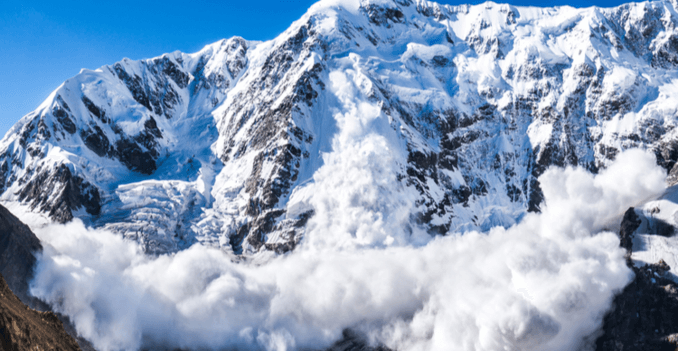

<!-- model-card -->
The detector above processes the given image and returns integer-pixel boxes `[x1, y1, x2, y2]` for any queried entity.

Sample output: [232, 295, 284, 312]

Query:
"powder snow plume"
[27, 148, 665, 351]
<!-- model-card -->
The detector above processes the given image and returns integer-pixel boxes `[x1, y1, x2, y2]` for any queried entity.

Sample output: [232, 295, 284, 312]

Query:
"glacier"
[4, 0, 678, 256]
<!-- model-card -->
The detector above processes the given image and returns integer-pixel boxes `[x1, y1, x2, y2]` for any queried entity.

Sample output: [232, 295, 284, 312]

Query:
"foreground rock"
[0, 204, 42, 307]
[0, 272, 80, 351]
[0, 204, 94, 351]
[596, 207, 678, 350]
[324, 330, 391, 351]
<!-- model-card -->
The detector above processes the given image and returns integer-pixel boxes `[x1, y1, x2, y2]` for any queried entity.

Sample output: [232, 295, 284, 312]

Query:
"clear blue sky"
[0, 0, 633, 138]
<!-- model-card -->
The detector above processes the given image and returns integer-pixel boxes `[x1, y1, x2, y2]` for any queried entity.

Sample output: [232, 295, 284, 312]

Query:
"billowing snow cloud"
[28, 148, 665, 351]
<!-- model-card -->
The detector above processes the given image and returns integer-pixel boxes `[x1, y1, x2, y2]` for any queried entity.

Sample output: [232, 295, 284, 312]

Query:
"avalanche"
[4, 0, 678, 348]
[4, 0, 678, 256]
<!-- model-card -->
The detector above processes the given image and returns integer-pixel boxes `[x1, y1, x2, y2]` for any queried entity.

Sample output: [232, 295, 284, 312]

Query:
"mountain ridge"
[4, 0, 678, 256]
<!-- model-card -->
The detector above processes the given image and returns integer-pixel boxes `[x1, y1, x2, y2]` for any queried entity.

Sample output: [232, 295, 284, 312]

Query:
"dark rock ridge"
[596, 208, 678, 350]
[0, 272, 81, 351]
[322, 329, 391, 351]
[16, 164, 101, 224]
[0, 204, 42, 306]
[0, 204, 95, 351]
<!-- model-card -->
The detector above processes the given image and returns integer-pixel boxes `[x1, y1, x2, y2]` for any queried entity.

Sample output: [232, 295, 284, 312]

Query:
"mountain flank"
[596, 208, 678, 351]
[0, 271, 80, 351]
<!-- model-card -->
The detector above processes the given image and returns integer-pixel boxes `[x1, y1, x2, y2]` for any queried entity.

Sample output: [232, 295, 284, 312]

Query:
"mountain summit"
[3, 0, 678, 255]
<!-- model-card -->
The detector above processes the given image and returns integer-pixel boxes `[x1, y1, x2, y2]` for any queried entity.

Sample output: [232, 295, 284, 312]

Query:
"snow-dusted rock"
[4, 0, 678, 255]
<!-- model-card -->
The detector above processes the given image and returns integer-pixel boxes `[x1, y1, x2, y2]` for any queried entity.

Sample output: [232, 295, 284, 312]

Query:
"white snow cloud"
[28, 148, 666, 351]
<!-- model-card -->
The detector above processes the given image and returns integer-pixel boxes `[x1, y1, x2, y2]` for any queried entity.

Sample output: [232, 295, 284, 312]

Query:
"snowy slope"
[629, 184, 678, 280]
[4, 0, 678, 255]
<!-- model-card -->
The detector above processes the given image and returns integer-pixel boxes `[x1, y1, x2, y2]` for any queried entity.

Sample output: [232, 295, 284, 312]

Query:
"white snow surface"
[3, 0, 678, 256]
[632, 184, 678, 281]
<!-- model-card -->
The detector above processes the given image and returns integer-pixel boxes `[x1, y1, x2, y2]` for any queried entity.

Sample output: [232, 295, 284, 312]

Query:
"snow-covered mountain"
[4, 0, 678, 255]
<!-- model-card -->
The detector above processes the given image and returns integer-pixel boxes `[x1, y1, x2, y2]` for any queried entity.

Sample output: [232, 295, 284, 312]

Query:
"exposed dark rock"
[0, 272, 81, 351]
[293, 63, 324, 106]
[245, 209, 286, 250]
[533, 139, 577, 177]
[652, 218, 675, 237]
[80, 125, 112, 158]
[323, 329, 391, 351]
[597, 207, 678, 350]
[363, 3, 405, 27]
[115, 138, 157, 175]
[596, 260, 678, 351]
[655, 140, 678, 172]
[0, 205, 95, 351]
[407, 150, 438, 185]
[452, 185, 472, 205]
[52, 106, 76, 135]
[17, 164, 101, 223]
[527, 177, 544, 213]
[652, 34, 678, 68]
[159, 57, 190, 89]
[0, 161, 7, 195]
[81, 95, 107, 123]
[144, 117, 162, 139]
[619, 207, 641, 255]
[431, 55, 451, 67]
[261, 144, 301, 209]
[667, 162, 678, 186]
[114, 63, 152, 111]
[506, 183, 522, 202]
[0, 204, 42, 306]
[36, 119, 51, 141]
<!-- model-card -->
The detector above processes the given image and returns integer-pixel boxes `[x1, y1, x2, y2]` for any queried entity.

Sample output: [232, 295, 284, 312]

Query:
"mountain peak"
[3, 0, 678, 255]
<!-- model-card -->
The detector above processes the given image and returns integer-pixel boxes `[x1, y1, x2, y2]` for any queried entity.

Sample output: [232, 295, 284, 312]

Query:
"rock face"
[5, 0, 678, 256]
[619, 207, 641, 255]
[0, 272, 81, 351]
[324, 330, 391, 351]
[0, 204, 42, 306]
[596, 207, 678, 350]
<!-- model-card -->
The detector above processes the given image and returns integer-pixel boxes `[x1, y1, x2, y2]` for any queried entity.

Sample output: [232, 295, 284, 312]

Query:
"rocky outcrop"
[0, 204, 42, 306]
[16, 164, 101, 224]
[0, 272, 81, 351]
[323, 330, 391, 351]
[619, 207, 641, 255]
[596, 208, 678, 350]
[0, 204, 86, 350]
[596, 260, 678, 351]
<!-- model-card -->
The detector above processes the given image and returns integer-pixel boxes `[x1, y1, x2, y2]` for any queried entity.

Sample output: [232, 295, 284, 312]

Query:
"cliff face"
[597, 207, 678, 351]
[5, 0, 678, 256]
[0, 272, 80, 351]
[0, 205, 42, 307]
[0, 204, 95, 351]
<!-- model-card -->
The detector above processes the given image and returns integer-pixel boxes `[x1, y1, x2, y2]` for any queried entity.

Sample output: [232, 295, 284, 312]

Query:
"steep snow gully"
[4, 0, 678, 349]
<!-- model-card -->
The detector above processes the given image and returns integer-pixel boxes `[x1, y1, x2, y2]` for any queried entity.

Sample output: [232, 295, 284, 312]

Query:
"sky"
[0, 0, 638, 138]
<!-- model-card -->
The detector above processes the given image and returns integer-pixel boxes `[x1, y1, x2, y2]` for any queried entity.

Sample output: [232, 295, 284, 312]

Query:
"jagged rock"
[0, 272, 81, 351]
[0, 204, 41, 306]
[619, 207, 641, 256]
[16, 164, 101, 223]
[597, 207, 678, 351]
[323, 329, 391, 351]
[3, 0, 678, 255]
[596, 260, 678, 351]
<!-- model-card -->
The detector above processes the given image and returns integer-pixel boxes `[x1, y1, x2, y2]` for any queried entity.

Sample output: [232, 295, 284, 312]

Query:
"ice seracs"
[4, 0, 678, 256]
